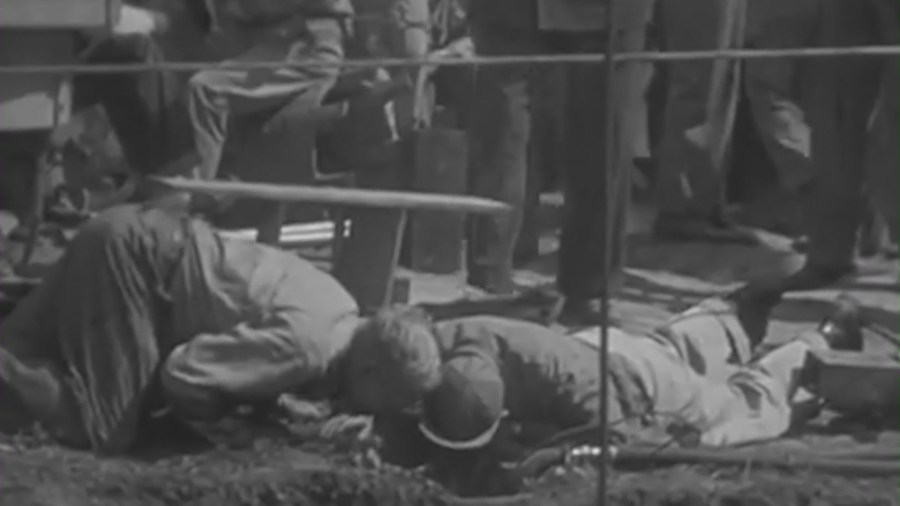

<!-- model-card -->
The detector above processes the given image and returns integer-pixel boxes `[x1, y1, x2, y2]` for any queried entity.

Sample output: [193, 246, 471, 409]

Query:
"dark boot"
[817, 294, 865, 351]
[653, 212, 761, 245]
[729, 262, 856, 305]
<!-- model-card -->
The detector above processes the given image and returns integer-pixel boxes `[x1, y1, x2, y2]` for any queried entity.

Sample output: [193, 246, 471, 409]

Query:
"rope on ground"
[0, 45, 898, 75]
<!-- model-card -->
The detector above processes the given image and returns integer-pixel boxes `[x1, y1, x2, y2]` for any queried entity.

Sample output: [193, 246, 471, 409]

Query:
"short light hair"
[350, 305, 442, 393]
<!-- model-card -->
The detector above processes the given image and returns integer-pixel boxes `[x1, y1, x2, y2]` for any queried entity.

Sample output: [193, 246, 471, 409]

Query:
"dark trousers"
[0, 204, 190, 453]
[73, 34, 195, 176]
[805, 0, 898, 267]
[187, 16, 344, 179]
[467, 24, 646, 298]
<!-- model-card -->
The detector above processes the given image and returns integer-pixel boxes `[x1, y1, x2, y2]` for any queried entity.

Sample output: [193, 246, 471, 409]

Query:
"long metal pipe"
[597, 1, 618, 503]
[151, 176, 510, 215]
[0, 46, 898, 75]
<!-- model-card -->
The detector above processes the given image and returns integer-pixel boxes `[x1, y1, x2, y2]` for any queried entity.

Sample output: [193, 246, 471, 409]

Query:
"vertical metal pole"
[597, 0, 618, 504]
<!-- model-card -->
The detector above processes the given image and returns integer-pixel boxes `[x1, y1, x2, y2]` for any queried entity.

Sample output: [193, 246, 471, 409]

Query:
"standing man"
[465, 0, 655, 324]
[652, 0, 815, 244]
[736, 0, 898, 299]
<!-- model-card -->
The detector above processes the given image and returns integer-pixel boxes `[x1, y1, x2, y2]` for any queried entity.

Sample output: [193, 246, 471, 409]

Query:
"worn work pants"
[74, 34, 196, 176]
[467, 23, 647, 298]
[188, 16, 345, 179]
[655, 0, 813, 218]
[574, 298, 827, 446]
[805, 0, 899, 268]
[0, 204, 189, 454]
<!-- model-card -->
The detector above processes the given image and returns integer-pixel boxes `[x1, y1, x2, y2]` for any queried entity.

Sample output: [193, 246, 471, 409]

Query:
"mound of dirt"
[0, 441, 451, 506]
[1, 437, 897, 506]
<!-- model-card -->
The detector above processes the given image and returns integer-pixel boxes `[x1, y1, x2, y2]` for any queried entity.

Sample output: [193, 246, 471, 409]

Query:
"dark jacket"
[468, 0, 652, 32]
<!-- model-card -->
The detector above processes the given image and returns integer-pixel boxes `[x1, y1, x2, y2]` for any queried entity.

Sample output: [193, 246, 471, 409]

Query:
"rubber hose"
[616, 446, 900, 477]
[525, 422, 900, 472]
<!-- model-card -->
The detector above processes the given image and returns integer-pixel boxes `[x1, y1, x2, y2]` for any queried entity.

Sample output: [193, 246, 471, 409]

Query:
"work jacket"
[431, 316, 623, 434]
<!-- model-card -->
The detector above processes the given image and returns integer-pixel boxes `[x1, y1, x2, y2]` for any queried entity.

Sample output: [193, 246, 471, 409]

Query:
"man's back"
[168, 221, 359, 355]
[432, 316, 603, 429]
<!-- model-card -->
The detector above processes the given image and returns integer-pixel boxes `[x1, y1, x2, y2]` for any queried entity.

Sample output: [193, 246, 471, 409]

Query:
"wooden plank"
[332, 208, 408, 313]
[153, 176, 509, 215]
[0, 0, 119, 29]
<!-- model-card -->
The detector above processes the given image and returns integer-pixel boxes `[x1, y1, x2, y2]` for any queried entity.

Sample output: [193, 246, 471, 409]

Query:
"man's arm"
[159, 309, 329, 422]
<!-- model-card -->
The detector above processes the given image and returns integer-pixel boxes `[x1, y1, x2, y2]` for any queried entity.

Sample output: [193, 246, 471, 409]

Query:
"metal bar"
[0, 45, 898, 75]
[151, 176, 510, 215]
[597, 0, 617, 503]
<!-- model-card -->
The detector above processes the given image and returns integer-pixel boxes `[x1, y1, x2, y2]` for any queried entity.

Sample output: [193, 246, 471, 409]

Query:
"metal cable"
[0, 45, 898, 75]
[597, 1, 617, 503]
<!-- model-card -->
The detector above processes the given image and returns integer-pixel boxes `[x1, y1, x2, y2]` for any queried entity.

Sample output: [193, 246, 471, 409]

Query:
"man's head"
[342, 305, 442, 415]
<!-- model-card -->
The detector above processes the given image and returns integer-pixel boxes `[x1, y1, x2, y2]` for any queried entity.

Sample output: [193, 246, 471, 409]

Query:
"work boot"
[728, 288, 780, 347]
[653, 213, 761, 246]
[817, 294, 865, 351]
[729, 261, 856, 306]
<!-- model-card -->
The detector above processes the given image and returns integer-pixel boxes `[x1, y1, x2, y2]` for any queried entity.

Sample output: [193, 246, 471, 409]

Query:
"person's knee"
[159, 346, 230, 422]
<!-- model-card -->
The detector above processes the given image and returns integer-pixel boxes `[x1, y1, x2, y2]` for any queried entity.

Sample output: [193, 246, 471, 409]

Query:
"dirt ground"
[0, 198, 898, 506]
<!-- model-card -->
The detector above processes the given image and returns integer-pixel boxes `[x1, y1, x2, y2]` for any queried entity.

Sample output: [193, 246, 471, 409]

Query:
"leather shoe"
[728, 288, 780, 347]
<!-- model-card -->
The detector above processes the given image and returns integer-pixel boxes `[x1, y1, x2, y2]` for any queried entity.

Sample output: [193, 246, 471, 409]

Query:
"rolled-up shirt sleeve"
[160, 308, 328, 422]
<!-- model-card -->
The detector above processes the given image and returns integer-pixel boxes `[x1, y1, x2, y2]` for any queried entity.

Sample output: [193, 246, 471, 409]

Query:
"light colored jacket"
[160, 220, 360, 420]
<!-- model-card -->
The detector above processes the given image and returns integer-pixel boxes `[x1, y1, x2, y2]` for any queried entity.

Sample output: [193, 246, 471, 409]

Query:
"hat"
[417, 348, 506, 451]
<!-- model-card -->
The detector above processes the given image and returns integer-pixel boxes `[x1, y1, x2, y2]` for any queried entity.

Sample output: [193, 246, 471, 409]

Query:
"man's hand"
[320, 414, 375, 441]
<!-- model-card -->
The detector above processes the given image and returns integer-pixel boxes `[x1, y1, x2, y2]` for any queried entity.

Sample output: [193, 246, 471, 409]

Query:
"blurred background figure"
[465, 0, 655, 325]
[735, 0, 898, 300]
[650, 0, 816, 245]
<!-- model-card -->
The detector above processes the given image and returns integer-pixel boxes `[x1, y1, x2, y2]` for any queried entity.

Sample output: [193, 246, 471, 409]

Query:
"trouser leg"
[555, 28, 646, 299]
[700, 330, 829, 446]
[652, 298, 754, 381]
[187, 17, 344, 180]
[865, 1, 900, 242]
[804, 0, 883, 268]
[53, 205, 187, 453]
[655, 0, 735, 219]
[74, 34, 193, 176]
[466, 24, 544, 293]
[743, 65, 811, 192]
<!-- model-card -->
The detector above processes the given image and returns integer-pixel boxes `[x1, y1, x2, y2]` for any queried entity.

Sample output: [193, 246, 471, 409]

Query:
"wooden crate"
[806, 349, 900, 415]
[0, 0, 120, 29]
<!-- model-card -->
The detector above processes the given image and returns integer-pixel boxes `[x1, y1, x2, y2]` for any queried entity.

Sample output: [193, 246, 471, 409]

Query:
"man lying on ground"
[341, 294, 865, 461]
[0, 202, 364, 454]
